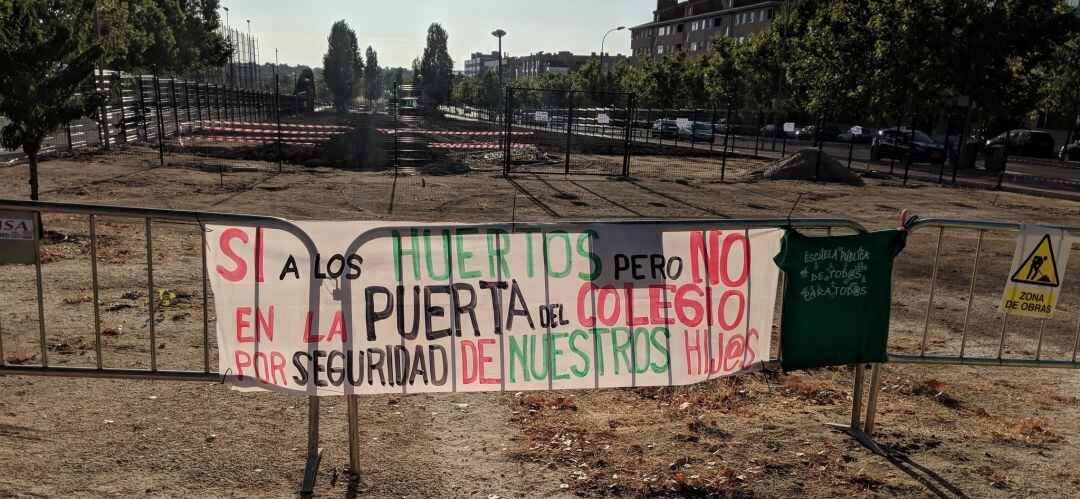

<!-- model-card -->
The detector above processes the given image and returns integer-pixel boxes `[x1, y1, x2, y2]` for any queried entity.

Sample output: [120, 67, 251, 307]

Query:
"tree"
[95, 0, 230, 73]
[418, 23, 454, 106]
[363, 46, 381, 104]
[322, 20, 362, 112]
[0, 0, 105, 201]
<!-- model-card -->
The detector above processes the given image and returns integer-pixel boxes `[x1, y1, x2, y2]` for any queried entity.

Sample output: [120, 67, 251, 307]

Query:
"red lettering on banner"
[624, 284, 649, 326]
[302, 311, 323, 342]
[325, 311, 347, 342]
[577, 282, 598, 327]
[689, 231, 721, 285]
[477, 338, 501, 384]
[648, 284, 676, 325]
[255, 228, 265, 283]
[720, 232, 749, 287]
[233, 350, 288, 385]
[674, 284, 705, 326]
[256, 306, 275, 341]
[234, 350, 252, 380]
[597, 286, 620, 326]
[460, 339, 478, 384]
[217, 228, 248, 282]
[684, 329, 706, 375]
[236, 307, 253, 342]
[717, 290, 745, 331]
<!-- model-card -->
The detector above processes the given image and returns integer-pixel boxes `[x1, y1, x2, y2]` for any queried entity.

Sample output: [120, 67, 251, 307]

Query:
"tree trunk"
[28, 151, 40, 201]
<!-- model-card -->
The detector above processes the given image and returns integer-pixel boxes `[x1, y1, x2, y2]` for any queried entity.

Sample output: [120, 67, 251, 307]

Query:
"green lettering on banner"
[455, 228, 482, 279]
[592, 327, 609, 375]
[610, 326, 633, 375]
[424, 229, 451, 281]
[529, 334, 549, 381]
[568, 329, 592, 378]
[487, 229, 511, 279]
[577, 230, 602, 281]
[545, 231, 572, 279]
[549, 332, 571, 381]
[508, 335, 529, 383]
[650, 327, 670, 374]
[633, 327, 652, 374]
[521, 228, 539, 278]
[392, 229, 422, 281]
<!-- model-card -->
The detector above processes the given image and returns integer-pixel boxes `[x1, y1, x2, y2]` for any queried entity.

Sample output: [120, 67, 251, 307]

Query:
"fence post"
[720, 98, 733, 183]
[118, 73, 128, 144]
[624, 93, 635, 178]
[815, 114, 824, 181]
[504, 85, 512, 176]
[754, 109, 762, 158]
[184, 78, 192, 129]
[393, 83, 399, 174]
[565, 89, 573, 175]
[99, 72, 111, 151]
[690, 108, 698, 147]
[939, 113, 950, 183]
[66, 122, 74, 153]
[153, 69, 165, 166]
[645, 108, 652, 144]
[903, 112, 916, 185]
[136, 76, 147, 142]
[274, 73, 283, 173]
[996, 142, 1008, 190]
[170, 79, 180, 138]
[847, 129, 856, 170]
[889, 109, 902, 175]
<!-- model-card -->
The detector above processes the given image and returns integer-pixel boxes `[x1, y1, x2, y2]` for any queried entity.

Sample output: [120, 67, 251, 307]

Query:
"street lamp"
[491, 29, 506, 84]
[600, 26, 625, 72]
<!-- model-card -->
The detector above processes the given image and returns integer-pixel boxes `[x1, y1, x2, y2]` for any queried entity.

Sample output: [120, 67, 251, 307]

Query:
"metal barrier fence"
[834, 218, 1080, 455]
[4, 199, 1079, 487]
[0, 199, 327, 496]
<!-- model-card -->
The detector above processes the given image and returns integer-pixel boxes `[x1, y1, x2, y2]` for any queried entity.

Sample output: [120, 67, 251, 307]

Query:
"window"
[768, 8, 774, 20]
[677, 24, 684, 33]
[725, 26, 730, 36]
[690, 42, 698, 51]
[691, 21, 699, 31]
[714, 17, 723, 26]
[735, 14, 740, 25]
[749, 11, 755, 22]
[657, 45, 664, 54]
[675, 43, 682, 51]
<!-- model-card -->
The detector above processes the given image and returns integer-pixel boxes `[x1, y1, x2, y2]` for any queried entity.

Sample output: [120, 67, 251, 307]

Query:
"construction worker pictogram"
[1010, 234, 1059, 287]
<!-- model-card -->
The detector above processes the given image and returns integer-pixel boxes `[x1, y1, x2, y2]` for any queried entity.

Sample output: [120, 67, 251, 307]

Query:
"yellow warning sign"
[1010, 235, 1059, 286]
[1000, 226, 1072, 319]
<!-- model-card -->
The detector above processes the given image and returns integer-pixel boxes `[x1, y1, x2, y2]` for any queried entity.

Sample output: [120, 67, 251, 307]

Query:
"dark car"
[870, 127, 946, 163]
[680, 121, 715, 143]
[801, 124, 842, 142]
[1061, 139, 1080, 161]
[651, 119, 681, 139]
[985, 129, 1056, 159]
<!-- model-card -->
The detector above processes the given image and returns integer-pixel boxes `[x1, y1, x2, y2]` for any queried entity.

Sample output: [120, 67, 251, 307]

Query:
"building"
[464, 51, 501, 78]
[506, 51, 626, 79]
[464, 50, 627, 80]
[629, 0, 787, 62]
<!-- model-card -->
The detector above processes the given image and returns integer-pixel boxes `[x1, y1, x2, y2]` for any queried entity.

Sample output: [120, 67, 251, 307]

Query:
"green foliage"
[97, 0, 230, 73]
[363, 46, 381, 103]
[418, 23, 454, 106]
[0, 0, 106, 200]
[322, 20, 362, 112]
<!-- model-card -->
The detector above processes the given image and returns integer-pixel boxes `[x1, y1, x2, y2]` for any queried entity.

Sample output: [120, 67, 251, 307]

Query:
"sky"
[221, 0, 657, 69]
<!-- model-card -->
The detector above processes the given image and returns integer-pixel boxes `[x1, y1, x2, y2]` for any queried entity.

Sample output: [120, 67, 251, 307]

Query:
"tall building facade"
[464, 52, 501, 78]
[507, 51, 626, 79]
[629, 0, 787, 62]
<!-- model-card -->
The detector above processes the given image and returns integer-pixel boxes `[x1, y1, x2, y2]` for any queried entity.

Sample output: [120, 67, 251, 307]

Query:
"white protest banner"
[1000, 225, 1072, 318]
[535, 111, 549, 123]
[597, 113, 611, 125]
[206, 222, 782, 395]
[0, 210, 37, 264]
[783, 122, 796, 133]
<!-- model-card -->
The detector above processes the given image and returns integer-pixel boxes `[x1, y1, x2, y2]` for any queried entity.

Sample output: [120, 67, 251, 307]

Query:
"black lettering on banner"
[367, 348, 387, 386]
[410, 345, 429, 385]
[347, 254, 363, 279]
[393, 345, 410, 385]
[453, 283, 481, 337]
[479, 280, 508, 334]
[397, 285, 421, 340]
[311, 350, 328, 387]
[365, 286, 393, 341]
[292, 352, 310, 384]
[506, 279, 535, 331]
[348, 350, 364, 385]
[425, 285, 452, 340]
[326, 350, 345, 386]
[279, 255, 300, 280]
[429, 345, 449, 386]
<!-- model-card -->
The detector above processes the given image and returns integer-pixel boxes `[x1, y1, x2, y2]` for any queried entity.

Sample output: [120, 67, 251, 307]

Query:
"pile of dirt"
[752, 148, 864, 186]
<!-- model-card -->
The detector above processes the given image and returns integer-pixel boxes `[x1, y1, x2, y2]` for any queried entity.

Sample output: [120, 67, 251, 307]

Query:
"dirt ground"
[0, 148, 1078, 498]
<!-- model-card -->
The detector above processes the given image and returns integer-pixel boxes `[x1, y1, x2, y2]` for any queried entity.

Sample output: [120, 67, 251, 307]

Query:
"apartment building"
[629, 0, 787, 62]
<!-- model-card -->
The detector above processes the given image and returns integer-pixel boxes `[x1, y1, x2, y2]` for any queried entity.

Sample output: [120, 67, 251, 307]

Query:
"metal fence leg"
[346, 394, 361, 476]
[299, 395, 324, 497]
[825, 363, 886, 456]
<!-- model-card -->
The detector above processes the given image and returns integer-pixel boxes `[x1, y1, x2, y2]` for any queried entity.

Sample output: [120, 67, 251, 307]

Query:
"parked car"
[985, 129, 1056, 159]
[794, 127, 813, 140]
[870, 127, 946, 163]
[1061, 139, 1080, 161]
[652, 119, 681, 139]
[761, 123, 801, 138]
[838, 126, 875, 144]
[800, 124, 842, 142]
[680, 121, 715, 143]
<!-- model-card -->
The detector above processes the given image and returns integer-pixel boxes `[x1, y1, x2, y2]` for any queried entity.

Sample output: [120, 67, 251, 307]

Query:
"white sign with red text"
[206, 222, 782, 395]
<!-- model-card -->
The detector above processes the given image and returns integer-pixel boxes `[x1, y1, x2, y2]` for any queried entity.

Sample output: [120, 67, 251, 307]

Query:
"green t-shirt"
[773, 230, 906, 371]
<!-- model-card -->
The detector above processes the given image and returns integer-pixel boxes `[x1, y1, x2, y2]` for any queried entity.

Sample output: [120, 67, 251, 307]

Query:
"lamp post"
[600, 26, 625, 72]
[491, 29, 506, 84]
